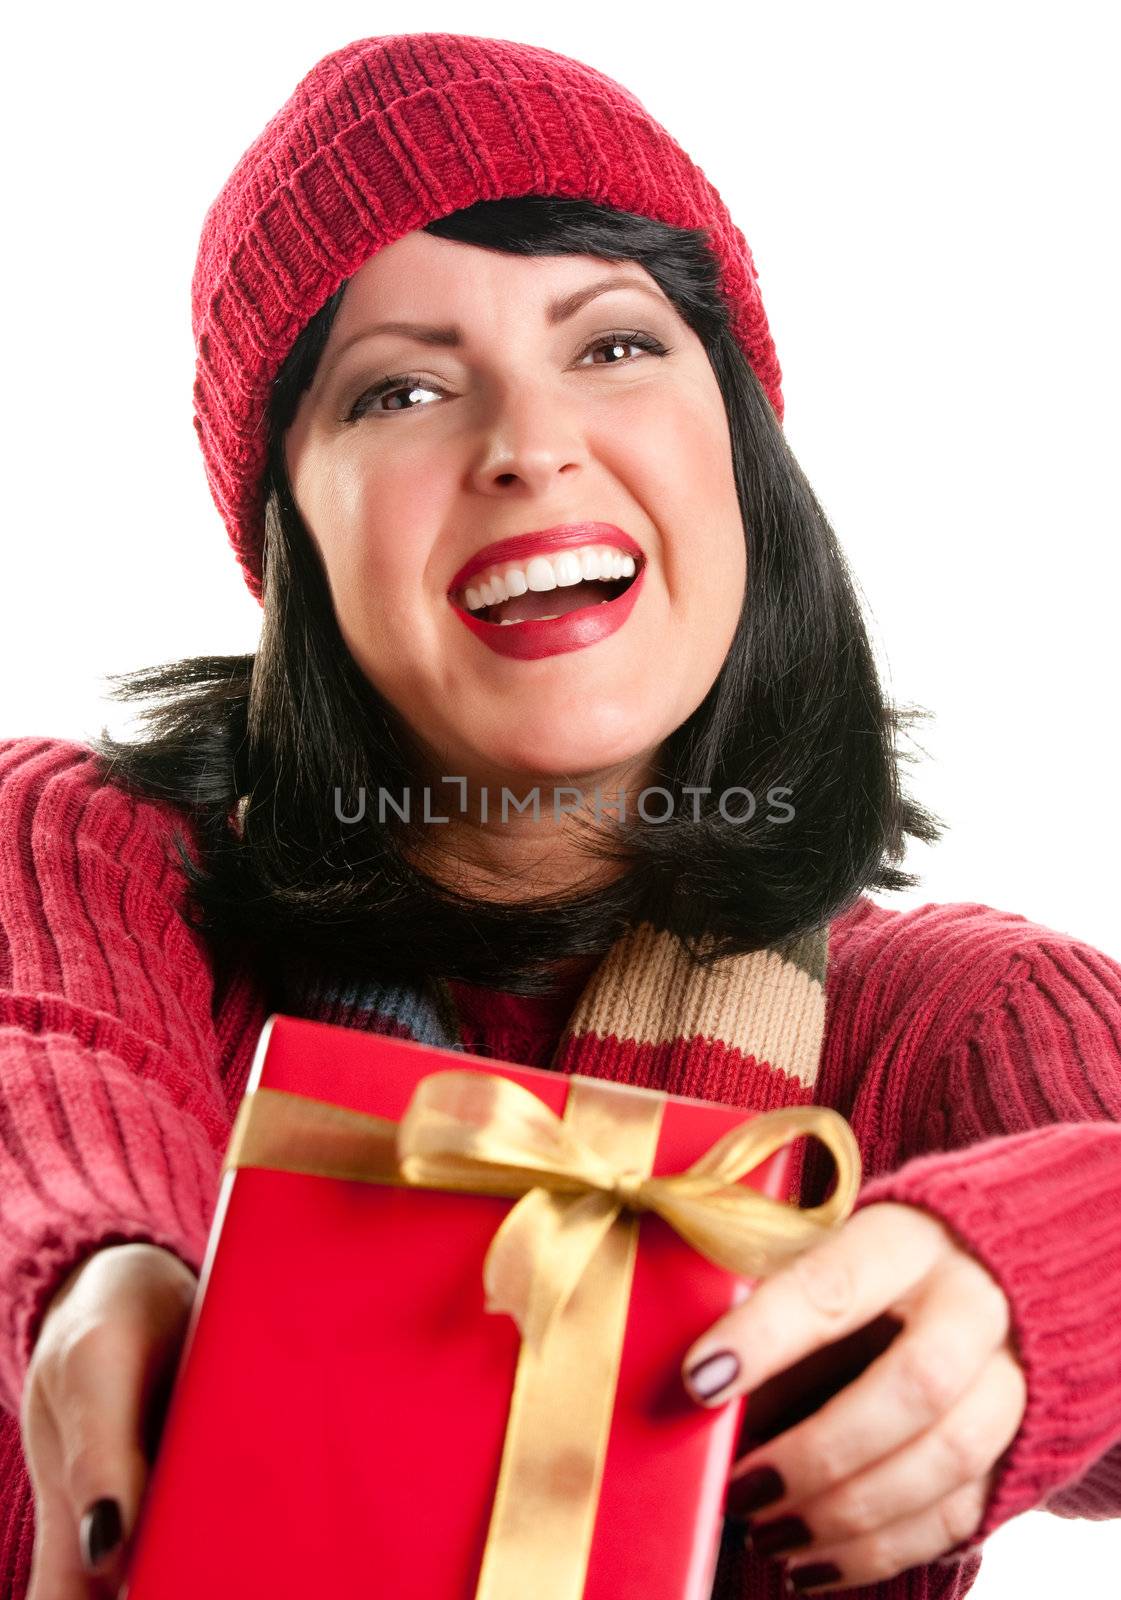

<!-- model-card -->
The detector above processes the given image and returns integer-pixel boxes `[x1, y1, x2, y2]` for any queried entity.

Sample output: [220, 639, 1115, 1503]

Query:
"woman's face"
[284, 228, 746, 797]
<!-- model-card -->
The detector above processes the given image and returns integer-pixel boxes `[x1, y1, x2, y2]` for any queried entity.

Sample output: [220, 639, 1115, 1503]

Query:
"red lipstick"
[451, 563, 646, 660]
[448, 523, 644, 594]
[447, 522, 646, 662]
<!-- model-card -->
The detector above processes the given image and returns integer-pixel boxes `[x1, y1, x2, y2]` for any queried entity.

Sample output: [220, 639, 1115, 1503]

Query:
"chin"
[483, 739, 653, 792]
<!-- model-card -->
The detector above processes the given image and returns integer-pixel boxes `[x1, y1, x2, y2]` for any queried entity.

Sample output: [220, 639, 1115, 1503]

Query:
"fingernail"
[749, 1514, 812, 1558]
[787, 1561, 843, 1590]
[725, 1463, 786, 1514]
[684, 1349, 740, 1401]
[79, 1498, 123, 1571]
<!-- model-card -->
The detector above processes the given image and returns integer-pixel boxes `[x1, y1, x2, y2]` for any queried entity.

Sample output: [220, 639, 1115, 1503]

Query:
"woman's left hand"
[680, 1201, 1028, 1592]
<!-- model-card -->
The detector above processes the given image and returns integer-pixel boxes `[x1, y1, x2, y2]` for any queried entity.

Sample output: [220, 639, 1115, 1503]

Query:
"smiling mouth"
[480, 575, 634, 625]
[453, 565, 643, 626]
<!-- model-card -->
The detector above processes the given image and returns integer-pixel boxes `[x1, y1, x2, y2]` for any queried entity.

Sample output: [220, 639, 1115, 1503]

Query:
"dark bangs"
[92, 196, 942, 997]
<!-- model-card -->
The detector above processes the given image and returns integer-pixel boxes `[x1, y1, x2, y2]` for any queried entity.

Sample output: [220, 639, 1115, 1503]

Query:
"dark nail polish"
[788, 1560, 843, 1591]
[750, 1514, 812, 1559]
[79, 1498, 123, 1571]
[725, 1463, 785, 1514]
[685, 1349, 740, 1400]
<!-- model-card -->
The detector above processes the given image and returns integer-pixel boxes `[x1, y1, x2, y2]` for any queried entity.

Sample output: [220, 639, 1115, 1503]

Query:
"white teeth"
[553, 551, 584, 587]
[458, 543, 642, 613]
[525, 556, 558, 593]
[579, 548, 601, 580]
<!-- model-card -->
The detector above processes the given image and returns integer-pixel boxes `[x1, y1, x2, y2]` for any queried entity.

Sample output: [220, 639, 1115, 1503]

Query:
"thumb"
[66, 1416, 149, 1590]
[23, 1384, 144, 1600]
[23, 1247, 196, 1599]
[35, 1338, 151, 1597]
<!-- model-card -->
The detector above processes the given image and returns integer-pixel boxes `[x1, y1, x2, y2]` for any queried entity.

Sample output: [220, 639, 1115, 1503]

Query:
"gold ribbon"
[223, 1070, 862, 1600]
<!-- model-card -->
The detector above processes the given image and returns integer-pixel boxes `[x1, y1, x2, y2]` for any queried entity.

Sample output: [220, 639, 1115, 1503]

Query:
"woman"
[1, 32, 1118, 1600]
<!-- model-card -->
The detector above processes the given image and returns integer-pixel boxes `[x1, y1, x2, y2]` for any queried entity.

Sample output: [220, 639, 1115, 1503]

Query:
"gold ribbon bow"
[223, 1069, 862, 1600]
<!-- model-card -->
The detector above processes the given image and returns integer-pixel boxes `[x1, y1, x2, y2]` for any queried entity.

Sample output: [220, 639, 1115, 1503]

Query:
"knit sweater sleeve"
[845, 922, 1121, 1559]
[0, 738, 230, 1416]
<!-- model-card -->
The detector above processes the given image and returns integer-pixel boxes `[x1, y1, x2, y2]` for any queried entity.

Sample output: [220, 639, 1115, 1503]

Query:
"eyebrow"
[322, 275, 670, 375]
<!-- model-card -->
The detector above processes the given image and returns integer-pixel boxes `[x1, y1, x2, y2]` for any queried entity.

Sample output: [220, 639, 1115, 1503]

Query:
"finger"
[39, 1321, 154, 1589]
[24, 1403, 98, 1600]
[684, 1203, 952, 1405]
[777, 1477, 990, 1592]
[743, 1346, 1026, 1561]
[725, 1252, 1011, 1515]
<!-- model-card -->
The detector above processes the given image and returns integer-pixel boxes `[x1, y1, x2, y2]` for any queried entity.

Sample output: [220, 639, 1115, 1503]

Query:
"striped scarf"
[286, 919, 831, 1198]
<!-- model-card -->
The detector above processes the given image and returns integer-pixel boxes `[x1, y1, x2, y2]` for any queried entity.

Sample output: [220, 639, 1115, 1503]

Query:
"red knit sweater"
[1, 736, 1119, 1600]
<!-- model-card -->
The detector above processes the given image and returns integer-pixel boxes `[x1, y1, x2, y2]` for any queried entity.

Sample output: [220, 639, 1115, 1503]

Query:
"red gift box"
[122, 1012, 857, 1600]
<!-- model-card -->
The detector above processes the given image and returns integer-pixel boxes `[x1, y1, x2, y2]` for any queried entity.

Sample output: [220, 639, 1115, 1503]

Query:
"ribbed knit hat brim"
[191, 33, 784, 603]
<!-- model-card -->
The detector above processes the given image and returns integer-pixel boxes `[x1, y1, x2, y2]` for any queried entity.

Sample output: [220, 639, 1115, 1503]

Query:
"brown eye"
[347, 377, 442, 420]
[578, 331, 669, 366]
[345, 329, 670, 422]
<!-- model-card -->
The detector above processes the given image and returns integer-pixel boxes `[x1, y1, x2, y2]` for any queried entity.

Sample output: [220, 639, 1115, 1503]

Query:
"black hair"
[92, 196, 943, 998]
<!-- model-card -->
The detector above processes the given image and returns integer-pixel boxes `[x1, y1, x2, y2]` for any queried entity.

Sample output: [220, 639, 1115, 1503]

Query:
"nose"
[466, 378, 589, 497]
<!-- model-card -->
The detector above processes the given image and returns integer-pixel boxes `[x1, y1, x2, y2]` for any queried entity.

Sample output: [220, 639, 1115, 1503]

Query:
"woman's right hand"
[20, 1242, 199, 1599]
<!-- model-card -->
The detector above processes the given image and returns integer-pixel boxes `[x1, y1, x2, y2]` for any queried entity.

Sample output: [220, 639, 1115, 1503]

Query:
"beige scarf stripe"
[420, 923, 830, 1110]
[557, 923, 829, 1092]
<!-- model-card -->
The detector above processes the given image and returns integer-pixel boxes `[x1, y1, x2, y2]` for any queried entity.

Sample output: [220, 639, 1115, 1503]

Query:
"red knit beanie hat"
[192, 33, 784, 605]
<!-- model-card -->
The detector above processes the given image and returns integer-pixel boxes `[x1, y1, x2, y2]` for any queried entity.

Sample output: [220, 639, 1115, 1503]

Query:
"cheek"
[610, 388, 745, 599]
[304, 448, 446, 618]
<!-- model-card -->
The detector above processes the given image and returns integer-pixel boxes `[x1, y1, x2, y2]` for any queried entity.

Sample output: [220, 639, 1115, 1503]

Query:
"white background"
[3, 3, 1118, 1591]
